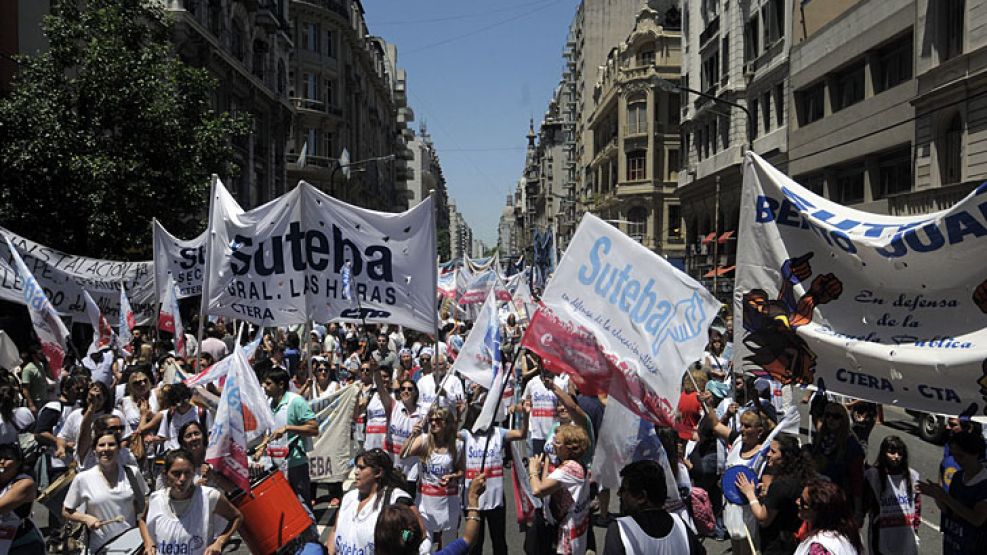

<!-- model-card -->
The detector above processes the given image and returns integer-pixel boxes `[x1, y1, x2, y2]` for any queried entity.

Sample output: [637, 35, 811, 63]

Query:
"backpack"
[688, 486, 716, 537]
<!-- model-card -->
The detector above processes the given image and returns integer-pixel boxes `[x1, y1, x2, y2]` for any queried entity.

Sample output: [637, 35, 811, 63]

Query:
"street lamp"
[652, 76, 754, 151]
[329, 152, 397, 199]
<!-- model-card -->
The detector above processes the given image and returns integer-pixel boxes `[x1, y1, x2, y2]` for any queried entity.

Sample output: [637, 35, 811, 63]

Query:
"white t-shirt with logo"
[385, 403, 422, 481]
[333, 487, 410, 555]
[461, 428, 508, 511]
[546, 460, 590, 555]
[363, 393, 388, 451]
[522, 379, 557, 440]
[146, 485, 222, 555]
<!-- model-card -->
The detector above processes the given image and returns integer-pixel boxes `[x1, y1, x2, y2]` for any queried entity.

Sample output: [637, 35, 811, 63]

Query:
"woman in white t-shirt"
[140, 449, 241, 555]
[794, 479, 863, 555]
[375, 369, 421, 494]
[327, 448, 429, 555]
[117, 368, 156, 434]
[0, 384, 35, 444]
[529, 424, 592, 555]
[311, 357, 340, 399]
[63, 428, 150, 553]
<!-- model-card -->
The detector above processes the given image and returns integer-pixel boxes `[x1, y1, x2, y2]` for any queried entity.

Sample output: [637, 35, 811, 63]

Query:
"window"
[627, 97, 647, 134]
[667, 93, 680, 126]
[305, 128, 318, 155]
[799, 174, 825, 196]
[942, 114, 963, 184]
[701, 51, 719, 93]
[798, 83, 825, 125]
[303, 73, 318, 101]
[876, 35, 912, 92]
[323, 132, 334, 162]
[744, 16, 760, 62]
[761, 93, 770, 132]
[721, 35, 729, 82]
[325, 78, 335, 107]
[774, 84, 784, 127]
[750, 97, 759, 138]
[627, 206, 648, 242]
[834, 170, 865, 204]
[627, 151, 647, 181]
[762, 0, 783, 46]
[637, 49, 655, 67]
[718, 115, 729, 150]
[942, 0, 964, 61]
[277, 61, 286, 95]
[876, 152, 912, 199]
[667, 204, 682, 239]
[303, 22, 319, 52]
[667, 149, 680, 181]
[834, 64, 865, 111]
[231, 21, 245, 61]
[325, 29, 335, 58]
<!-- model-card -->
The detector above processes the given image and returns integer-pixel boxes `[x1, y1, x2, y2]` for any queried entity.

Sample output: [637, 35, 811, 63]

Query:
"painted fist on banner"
[973, 278, 987, 314]
[807, 273, 843, 305]
[781, 252, 814, 285]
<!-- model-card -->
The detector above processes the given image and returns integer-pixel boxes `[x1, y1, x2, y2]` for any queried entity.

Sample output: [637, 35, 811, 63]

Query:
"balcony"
[699, 16, 719, 49]
[291, 97, 325, 114]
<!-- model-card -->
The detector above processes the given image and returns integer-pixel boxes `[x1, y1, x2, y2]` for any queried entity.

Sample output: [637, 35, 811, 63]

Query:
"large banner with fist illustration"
[736, 152, 987, 417]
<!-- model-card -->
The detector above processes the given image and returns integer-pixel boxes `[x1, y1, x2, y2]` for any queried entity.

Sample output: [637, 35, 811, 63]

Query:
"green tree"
[0, 0, 250, 259]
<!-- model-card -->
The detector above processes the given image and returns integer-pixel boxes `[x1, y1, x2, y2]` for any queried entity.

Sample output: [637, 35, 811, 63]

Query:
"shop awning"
[700, 232, 717, 244]
[717, 230, 735, 244]
[703, 265, 736, 278]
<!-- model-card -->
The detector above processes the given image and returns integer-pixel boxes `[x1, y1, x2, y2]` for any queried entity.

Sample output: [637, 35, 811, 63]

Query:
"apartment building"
[584, 5, 686, 265]
[286, 0, 411, 212]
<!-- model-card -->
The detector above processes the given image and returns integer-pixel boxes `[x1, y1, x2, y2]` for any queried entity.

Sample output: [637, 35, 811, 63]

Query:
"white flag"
[82, 290, 114, 355]
[118, 284, 135, 353]
[2, 235, 69, 376]
[296, 141, 308, 168]
[158, 275, 185, 356]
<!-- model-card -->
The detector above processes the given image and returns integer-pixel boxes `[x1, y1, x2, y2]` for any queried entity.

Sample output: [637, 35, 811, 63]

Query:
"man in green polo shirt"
[263, 368, 318, 505]
[20, 346, 49, 414]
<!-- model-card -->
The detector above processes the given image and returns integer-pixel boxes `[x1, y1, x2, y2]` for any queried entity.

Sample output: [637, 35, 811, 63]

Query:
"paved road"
[32, 403, 946, 554]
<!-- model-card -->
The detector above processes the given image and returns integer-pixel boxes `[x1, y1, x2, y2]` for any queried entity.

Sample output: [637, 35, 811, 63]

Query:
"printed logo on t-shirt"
[157, 535, 204, 554]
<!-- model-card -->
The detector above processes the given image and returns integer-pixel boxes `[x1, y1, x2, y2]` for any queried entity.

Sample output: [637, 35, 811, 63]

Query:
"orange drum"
[232, 471, 313, 555]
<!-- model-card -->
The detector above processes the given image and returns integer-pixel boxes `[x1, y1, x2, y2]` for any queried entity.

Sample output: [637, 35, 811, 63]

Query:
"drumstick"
[37, 461, 77, 502]
[98, 516, 126, 526]
[252, 434, 272, 462]
[743, 522, 759, 555]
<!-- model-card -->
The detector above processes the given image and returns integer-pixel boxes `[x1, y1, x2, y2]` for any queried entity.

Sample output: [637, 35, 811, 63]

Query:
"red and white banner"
[117, 284, 135, 353]
[82, 290, 114, 354]
[437, 270, 457, 299]
[521, 213, 720, 425]
[158, 275, 185, 356]
[459, 269, 510, 306]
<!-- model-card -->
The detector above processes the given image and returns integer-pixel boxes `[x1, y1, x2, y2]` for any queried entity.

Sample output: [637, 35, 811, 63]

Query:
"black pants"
[468, 504, 507, 555]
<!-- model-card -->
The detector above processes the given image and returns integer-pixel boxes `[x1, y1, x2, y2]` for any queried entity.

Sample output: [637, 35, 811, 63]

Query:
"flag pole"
[479, 345, 521, 473]
[193, 175, 218, 369]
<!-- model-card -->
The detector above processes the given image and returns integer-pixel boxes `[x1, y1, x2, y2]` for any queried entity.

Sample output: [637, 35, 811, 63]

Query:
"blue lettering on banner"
[576, 237, 708, 369]
[335, 536, 371, 555]
[754, 193, 987, 257]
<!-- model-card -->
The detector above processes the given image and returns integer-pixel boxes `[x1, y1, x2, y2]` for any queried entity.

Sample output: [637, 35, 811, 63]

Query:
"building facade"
[285, 0, 411, 212]
[165, 0, 294, 207]
[584, 5, 685, 265]
[448, 199, 474, 262]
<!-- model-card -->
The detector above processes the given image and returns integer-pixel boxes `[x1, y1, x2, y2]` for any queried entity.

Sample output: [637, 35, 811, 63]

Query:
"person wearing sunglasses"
[375, 368, 422, 495]
[311, 357, 340, 399]
[402, 407, 464, 550]
[793, 479, 862, 554]
[810, 402, 865, 521]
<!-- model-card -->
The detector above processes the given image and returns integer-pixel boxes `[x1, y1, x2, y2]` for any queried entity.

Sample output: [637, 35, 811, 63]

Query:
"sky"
[362, 0, 581, 246]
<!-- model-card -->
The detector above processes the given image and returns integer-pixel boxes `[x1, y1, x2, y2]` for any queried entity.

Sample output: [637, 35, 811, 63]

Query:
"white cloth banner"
[525, 213, 720, 425]
[0, 226, 155, 324]
[453, 288, 501, 390]
[736, 152, 987, 417]
[308, 383, 360, 483]
[152, 181, 243, 300]
[203, 181, 437, 332]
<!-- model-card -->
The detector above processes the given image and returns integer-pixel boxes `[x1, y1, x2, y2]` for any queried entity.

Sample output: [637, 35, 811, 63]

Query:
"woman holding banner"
[529, 424, 592, 555]
[375, 365, 422, 495]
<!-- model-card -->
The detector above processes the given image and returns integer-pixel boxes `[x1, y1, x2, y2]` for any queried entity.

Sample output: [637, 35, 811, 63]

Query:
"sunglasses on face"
[132, 379, 148, 386]
[400, 386, 416, 392]
[429, 417, 443, 423]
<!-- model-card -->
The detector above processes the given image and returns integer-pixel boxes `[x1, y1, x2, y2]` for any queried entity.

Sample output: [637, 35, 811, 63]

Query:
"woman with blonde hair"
[529, 423, 592, 554]
[402, 406, 464, 549]
[709, 404, 771, 555]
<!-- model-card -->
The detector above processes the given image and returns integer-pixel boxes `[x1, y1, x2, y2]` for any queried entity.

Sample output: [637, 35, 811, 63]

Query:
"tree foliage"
[0, 0, 250, 259]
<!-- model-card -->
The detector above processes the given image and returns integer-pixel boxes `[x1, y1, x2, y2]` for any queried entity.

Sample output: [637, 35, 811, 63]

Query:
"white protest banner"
[308, 383, 360, 483]
[0, 226, 156, 324]
[736, 152, 987, 417]
[82, 290, 114, 354]
[521, 212, 720, 425]
[2, 234, 71, 376]
[459, 269, 510, 306]
[437, 270, 457, 299]
[152, 181, 242, 300]
[203, 181, 437, 332]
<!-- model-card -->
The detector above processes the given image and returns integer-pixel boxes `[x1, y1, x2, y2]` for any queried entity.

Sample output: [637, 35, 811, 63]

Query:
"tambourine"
[721, 465, 759, 505]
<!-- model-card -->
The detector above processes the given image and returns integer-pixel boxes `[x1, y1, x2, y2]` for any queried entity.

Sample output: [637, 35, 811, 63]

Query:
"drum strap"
[123, 465, 146, 516]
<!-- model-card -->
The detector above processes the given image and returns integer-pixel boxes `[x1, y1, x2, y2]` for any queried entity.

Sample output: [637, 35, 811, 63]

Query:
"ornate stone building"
[166, 0, 294, 207]
[584, 5, 685, 265]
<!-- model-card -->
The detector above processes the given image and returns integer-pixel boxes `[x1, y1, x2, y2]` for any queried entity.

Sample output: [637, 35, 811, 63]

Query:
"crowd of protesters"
[0, 304, 984, 555]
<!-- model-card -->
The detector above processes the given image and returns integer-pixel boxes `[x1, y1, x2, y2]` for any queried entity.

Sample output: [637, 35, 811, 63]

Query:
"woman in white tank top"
[140, 449, 242, 555]
[402, 406, 464, 550]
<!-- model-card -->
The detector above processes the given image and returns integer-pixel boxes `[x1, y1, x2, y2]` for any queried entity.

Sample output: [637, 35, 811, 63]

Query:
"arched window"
[627, 206, 648, 242]
[942, 114, 963, 184]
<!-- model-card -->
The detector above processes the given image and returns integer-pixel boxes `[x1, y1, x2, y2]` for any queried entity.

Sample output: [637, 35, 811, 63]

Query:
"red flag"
[520, 305, 676, 427]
